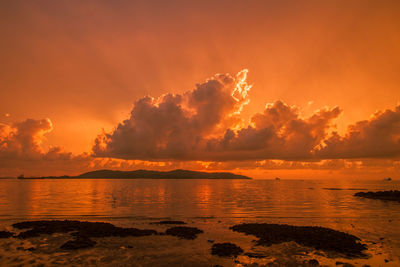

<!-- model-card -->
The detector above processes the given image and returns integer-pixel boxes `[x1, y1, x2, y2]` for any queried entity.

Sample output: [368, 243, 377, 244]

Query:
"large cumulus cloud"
[93, 70, 342, 161]
[93, 70, 252, 160]
[93, 70, 400, 161]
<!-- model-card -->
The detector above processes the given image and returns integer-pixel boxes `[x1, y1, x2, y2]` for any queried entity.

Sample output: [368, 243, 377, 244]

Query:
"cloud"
[93, 70, 341, 161]
[2, 70, 400, 178]
[318, 105, 400, 158]
[0, 118, 53, 159]
[206, 101, 341, 160]
[1, 116, 399, 179]
[0, 118, 92, 176]
[93, 70, 252, 160]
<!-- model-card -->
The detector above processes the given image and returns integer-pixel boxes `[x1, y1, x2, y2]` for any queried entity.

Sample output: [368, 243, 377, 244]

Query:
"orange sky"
[1, 1, 400, 178]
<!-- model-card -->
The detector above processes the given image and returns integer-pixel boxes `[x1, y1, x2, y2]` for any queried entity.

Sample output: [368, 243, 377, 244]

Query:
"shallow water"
[0, 178, 399, 266]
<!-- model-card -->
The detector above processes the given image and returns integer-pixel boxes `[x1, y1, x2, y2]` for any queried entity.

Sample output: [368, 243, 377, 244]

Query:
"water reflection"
[0, 179, 399, 221]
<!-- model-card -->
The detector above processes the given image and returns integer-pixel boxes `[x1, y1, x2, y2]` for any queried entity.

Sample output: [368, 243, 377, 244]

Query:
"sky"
[1, 0, 400, 178]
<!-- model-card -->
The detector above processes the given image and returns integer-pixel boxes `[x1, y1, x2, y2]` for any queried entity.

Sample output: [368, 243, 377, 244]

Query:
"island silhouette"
[18, 169, 251, 180]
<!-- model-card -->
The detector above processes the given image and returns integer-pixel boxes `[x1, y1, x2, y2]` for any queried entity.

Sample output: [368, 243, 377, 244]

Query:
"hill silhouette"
[20, 169, 251, 179]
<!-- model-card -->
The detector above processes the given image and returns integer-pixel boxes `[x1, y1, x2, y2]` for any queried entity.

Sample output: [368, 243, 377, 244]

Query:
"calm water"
[0, 179, 399, 221]
[1, 178, 400, 266]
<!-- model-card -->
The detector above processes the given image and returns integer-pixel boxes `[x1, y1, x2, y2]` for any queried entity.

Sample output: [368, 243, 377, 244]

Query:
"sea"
[0, 178, 399, 266]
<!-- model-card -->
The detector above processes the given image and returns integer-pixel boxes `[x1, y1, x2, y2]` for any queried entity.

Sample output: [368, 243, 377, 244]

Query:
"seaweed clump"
[12, 220, 159, 250]
[165, 226, 203, 239]
[0, 231, 14, 238]
[211, 242, 243, 257]
[230, 223, 366, 257]
[355, 190, 400, 202]
[12, 220, 158, 239]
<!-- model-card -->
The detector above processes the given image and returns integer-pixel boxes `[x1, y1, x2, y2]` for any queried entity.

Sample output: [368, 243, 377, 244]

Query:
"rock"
[308, 259, 319, 266]
[165, 226, 203, 239]
[0, 230, 13, 238]
[354, 190, 400, 202]
[244, 252, 267, 258]
[12, 220, 158, 239]
[208, 239, 214, 243]
[211, 243, 243, 257]
[60, 236, 96, 250]
[151, 220, 186, 225]
[230, 223, 366, 257]
[323, 188, 344, 190]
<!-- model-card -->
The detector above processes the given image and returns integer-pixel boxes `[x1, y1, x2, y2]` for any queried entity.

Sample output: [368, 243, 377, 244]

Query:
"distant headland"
[17, 169, 252, 180]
